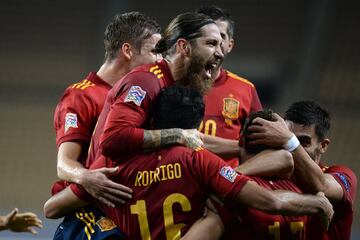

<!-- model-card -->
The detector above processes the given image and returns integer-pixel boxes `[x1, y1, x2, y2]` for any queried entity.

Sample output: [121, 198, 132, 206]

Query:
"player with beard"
[246, 101, 357, 240]
[44, 86, 333, 240]
[79, 12, 224, 208]
[196, 6, 262, 167]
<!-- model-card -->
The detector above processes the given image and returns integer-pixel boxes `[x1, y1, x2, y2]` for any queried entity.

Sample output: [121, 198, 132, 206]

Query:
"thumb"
[6, 208, 18, 221]
[99, 167, 119, 176]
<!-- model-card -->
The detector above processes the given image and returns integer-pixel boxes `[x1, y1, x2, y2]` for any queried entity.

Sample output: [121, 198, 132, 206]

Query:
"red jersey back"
[224, 177, 307, 240]
[200, 69, 262, 167]
[52, 72, 111, 195]
[72, 147, 249, 240]
[86, 60, 174, 168]
[306, 165, 357, 240]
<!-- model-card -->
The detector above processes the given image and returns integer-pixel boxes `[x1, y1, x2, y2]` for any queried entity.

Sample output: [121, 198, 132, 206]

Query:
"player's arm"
[236, 149, 294, 179]
[0, 208, 43, 234]
[247, 113, 343, 202]
[202, 134, 240, 159]
[143, 128, 203, 151]
[44, 187, 88, 219]
[181, 211, 224, 240]
[235, 181, 334, 229]
[57, 142, 132, 206]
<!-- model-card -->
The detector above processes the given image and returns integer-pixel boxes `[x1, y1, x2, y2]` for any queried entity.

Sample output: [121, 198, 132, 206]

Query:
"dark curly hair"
[153, 84, 204, 129]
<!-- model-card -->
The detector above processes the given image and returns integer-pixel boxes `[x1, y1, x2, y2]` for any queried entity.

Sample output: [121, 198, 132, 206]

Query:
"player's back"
[224, 177, 308, 240]
[107, 146, 208, 239]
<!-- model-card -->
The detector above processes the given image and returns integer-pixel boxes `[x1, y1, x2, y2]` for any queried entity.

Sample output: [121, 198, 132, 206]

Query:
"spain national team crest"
[65, 113, 78, 133]
[96, 217, 117, 232]
[222, 97, 239, 120]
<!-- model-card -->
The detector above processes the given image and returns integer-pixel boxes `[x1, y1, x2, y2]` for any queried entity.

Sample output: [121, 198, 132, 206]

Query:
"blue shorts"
[53, 206, 125, 240]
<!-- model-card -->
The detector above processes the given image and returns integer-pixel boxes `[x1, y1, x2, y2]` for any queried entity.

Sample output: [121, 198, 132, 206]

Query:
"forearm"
[203, 135, 240, 159]
[44, 187, 87, 219]
[236, 149, 294, 179]
[292, 146, 327, 194]
[101, 126, 144, 158]
[272, 190, 324, 216]
[143, 128, 183, 151]
[57, 142, 87, 184]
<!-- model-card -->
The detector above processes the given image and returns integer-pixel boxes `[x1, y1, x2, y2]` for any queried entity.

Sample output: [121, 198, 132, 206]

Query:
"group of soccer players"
[43, 6, 357, 240]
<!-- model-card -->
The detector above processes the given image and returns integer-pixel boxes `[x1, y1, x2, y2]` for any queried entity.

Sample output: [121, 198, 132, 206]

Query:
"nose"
[215, 44, 224, 60]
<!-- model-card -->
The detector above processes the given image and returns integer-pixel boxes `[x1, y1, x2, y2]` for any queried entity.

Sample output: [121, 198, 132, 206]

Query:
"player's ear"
[319, 138, 330, 154]
[176, 38, 191, 56]
[228, 38, 235, 53]
[121, 43, 133, 60]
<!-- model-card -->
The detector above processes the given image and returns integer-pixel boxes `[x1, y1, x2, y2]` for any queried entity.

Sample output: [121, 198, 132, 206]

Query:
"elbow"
[43, 200, 60, 219]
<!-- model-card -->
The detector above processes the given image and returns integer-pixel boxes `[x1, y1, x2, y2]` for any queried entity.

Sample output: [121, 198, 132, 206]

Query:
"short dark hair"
[242, 109, 277, 154]
[153, 85, 204, 129]
[284, 100, 330, 141]
[104, 12, 161, 60]
[196, 5, 234, 38]
[155, 12, 214, 56]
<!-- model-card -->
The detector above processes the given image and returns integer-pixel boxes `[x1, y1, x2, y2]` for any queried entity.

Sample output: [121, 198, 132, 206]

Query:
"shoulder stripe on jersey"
[71, 79, 95, 90]
[226, 71, 254, 87]
[149, 65, 163, 79]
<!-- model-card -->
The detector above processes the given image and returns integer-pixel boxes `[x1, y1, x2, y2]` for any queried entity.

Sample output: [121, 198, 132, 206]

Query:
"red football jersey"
[200, 69, 262, 167]
[51, 72, 111, 195]
[306, 165, 357, 240]
[85, 60, 174, 168]
[71, 147, 250, 240]
[223, 177, 307, 240]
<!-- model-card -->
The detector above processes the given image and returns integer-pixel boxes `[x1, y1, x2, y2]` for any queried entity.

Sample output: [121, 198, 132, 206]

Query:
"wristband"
[283, 134, 300, 152]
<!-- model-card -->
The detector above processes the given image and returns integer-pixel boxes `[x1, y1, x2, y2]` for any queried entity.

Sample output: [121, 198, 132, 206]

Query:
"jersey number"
[199, 120, 217, 136]
[268, 221, 304, 240]
[130, 193, 191, 240]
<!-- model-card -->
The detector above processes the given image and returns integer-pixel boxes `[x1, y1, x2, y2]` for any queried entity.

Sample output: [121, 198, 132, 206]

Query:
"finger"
[104, 181, 133, 194]
[98, 167, 119, 176]
[27, 227, 38, 235]
[20, 212, 38, 218]
[247, 125, 266, 133]
[26, 219, 43, 228]
[205, 199, 218, 214]
[251, 117, 269, 126]
[6, 208, 18, 221]
[246, 132, 266, 140]
[272, 113, 282, 120]
[102, 192, 127, 206]
[97, 196, 116, 208]
[103, 186, 133, 200]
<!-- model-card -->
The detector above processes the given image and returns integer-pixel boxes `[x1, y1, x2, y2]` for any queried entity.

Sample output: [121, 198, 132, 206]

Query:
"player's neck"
[164, 56, 187, 82]
[97, 59, 129, 86]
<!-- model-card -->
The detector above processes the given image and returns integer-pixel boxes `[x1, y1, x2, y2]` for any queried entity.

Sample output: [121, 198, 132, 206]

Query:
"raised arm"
[202, 135, 240, 159]
[236, 149, 294, 179]
[246, 113, 344, 202]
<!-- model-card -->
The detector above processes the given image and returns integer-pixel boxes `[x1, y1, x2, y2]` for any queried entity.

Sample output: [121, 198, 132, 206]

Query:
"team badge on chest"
[96, 217, 117, 232]
[222, 97, 239, 120]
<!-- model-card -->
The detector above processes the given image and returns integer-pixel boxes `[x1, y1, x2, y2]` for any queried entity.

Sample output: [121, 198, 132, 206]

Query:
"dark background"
[0, 0, 359, 238]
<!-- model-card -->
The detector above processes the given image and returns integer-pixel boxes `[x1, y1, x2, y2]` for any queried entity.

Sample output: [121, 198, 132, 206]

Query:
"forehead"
[287, 120, 316, 137]
[198, 23, 222, 41]
[214, 20, 229, 36]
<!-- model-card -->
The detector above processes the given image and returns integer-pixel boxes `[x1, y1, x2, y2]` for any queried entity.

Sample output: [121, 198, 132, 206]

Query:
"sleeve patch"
[124, 85, 147, 106]
[335, 173, 350, 192]
[65, 113, 78, 133]
[220, 166, 238, 183]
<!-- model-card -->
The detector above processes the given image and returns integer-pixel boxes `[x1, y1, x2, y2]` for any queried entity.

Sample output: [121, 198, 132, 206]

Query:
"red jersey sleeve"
[192, 149, 250, 200]
[54, 88, 96, 147]
[250, 86, 262, 112]
[327, 165, 357, 210]
[100, 71, 161, 159]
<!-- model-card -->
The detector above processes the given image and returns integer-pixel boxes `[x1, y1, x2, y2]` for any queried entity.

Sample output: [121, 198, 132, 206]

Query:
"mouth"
[204, 63, 218, 79]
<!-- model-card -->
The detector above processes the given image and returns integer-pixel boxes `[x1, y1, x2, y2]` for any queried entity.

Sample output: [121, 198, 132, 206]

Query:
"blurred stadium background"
[0, 0, 358, 239]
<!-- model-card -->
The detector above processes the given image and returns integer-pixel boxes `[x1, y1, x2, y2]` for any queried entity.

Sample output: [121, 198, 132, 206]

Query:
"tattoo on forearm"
[143, 129, 182, 151]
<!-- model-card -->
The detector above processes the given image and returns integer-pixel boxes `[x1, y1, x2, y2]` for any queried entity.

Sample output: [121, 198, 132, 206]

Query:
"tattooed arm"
[143, 128, 203, 151]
